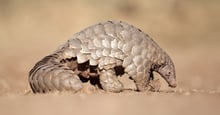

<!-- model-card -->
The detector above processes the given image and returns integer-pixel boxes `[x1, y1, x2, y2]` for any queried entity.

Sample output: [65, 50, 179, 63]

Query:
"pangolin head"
[157, 57, 177, 88]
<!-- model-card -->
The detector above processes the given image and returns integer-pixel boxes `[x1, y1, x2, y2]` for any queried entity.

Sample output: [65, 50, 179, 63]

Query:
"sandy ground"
[0, 0, 220, 115]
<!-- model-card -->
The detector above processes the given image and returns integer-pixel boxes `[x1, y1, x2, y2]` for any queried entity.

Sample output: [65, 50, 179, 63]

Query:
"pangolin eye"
[166, 72, 171, 76]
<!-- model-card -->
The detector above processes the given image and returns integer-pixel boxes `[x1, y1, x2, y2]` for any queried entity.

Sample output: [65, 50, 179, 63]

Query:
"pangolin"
[29, 20, 177, 93]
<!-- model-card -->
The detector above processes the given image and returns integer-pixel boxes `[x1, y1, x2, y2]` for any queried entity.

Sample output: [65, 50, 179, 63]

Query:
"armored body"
[29, 21, 176, 93]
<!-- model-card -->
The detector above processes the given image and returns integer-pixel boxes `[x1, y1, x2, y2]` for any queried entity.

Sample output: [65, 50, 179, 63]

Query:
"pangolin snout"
[169, 82, 177, 88]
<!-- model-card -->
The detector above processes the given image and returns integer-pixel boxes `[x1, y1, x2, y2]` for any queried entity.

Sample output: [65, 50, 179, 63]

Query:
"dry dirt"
[0, 0, 220, 115]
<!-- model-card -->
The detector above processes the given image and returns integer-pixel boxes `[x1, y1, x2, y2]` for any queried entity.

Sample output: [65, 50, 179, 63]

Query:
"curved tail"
[28, 54, 83, 93]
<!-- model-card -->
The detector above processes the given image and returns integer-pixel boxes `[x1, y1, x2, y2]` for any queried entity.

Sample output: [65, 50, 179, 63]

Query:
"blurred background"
[0, 0, 220, 94]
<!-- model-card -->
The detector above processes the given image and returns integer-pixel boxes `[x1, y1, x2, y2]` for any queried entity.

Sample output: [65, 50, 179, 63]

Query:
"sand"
[0, 0, 220, 115]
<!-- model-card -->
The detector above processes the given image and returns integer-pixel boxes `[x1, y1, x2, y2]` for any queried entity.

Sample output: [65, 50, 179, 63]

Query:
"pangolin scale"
[29, 20, 177, 93]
